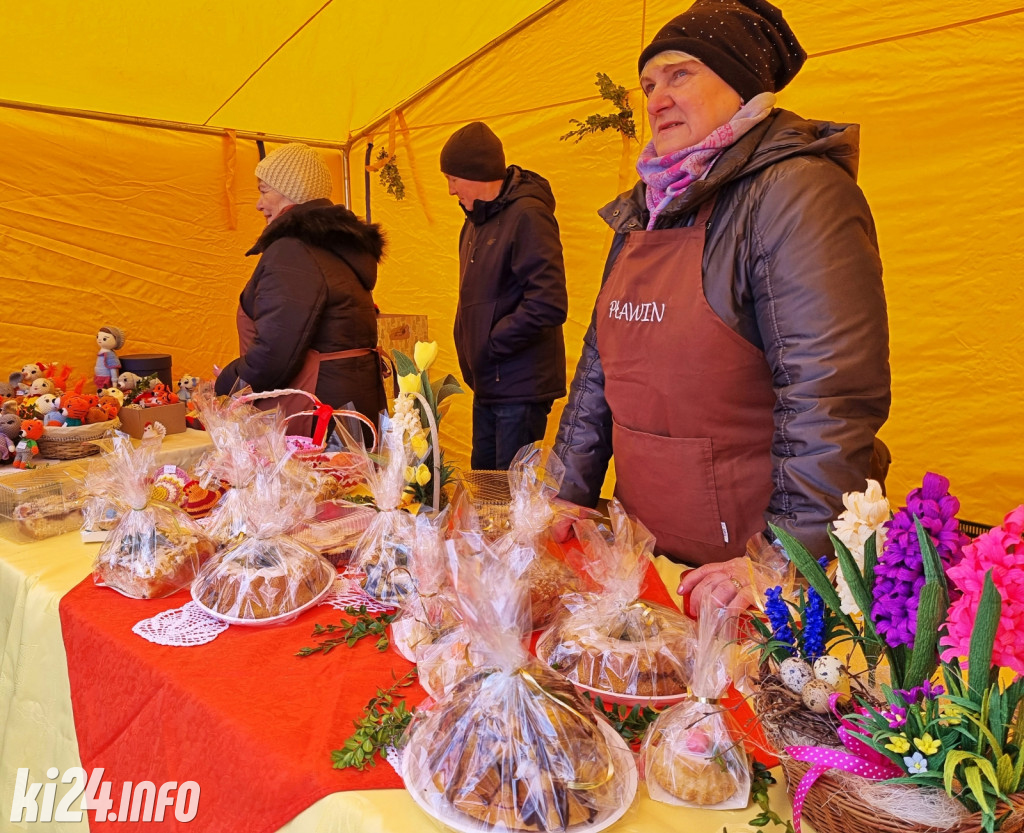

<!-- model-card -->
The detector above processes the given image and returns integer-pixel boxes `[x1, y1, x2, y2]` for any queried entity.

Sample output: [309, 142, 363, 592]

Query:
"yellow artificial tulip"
[397, 373, 422, 395]
[414, 341, 439, 373]
[884, 735, 910, 754]
[404, 466, 416, 482]
[913, 733, 941, 756]
[410, 432, 429, 458]
[415, 464, 431, 486]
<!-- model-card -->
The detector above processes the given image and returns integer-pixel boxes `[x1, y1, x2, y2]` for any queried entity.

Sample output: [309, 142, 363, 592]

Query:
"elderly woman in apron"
[553, 0, 891, 616]
[215, 143, 387, 442]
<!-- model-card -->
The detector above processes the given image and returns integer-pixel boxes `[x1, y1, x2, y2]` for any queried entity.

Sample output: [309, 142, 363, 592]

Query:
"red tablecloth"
[59, 545, 774, 833]
[60, 577, 422, 833]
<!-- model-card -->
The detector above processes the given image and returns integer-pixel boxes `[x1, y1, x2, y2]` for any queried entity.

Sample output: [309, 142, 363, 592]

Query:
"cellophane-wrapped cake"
[402, 531, 637, 832]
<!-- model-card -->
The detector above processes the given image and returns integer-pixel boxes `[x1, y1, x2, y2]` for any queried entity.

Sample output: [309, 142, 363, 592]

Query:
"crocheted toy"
[98, 386, 124, 405]
[34, 393, 66, 427]
[61, 393, 98, 427]
[141, 421, 167, 441]
[28, 377, 57, 397]
[17, 363, 45, 395]
[85, 405, 111, 424]
[96, 394, 122, 420]
[0, 404, 20, 464]
[0, 372, 22, 401]
[13, 419, 44, 469]
[134, 383, 179, 408]
[176, 375, 200, 403]
[117, 371, 143, 394]
[94, 327, 126, 390]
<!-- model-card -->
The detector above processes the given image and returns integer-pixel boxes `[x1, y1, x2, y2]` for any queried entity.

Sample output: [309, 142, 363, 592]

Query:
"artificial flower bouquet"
[391, 341, 463, 513]
[753, 473, 1024, 833]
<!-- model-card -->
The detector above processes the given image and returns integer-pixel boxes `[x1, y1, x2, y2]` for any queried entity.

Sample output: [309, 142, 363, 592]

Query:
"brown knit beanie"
[439, 122, 507, 182]
[255, 143, 333, 204]
[638, 0, 806, 102]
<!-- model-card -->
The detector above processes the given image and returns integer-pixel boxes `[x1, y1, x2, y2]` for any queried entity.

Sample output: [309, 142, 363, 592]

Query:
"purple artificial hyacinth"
[871, 473, 969, 648]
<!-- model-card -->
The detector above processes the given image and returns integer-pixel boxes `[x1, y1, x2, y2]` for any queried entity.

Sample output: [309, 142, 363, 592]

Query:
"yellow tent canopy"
[1, 1, 1021, 523]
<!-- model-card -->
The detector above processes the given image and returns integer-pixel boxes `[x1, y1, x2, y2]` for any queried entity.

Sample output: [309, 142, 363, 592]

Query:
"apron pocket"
[611, 420, 726, 549]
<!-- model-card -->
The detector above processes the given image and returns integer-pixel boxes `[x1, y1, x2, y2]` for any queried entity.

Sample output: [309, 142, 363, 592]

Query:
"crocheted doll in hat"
[95, 326, 126, 390]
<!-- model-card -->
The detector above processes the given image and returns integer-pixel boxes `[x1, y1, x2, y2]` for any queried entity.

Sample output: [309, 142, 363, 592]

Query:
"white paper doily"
[385, 744, 404, 777]
[133, 601, 230, 646]
[320, 571, 396, 614]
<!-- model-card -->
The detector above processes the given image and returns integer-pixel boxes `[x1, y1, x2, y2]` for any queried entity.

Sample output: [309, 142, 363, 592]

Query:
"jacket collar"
[599, 110, 861, 232]
[464, 167, 516, 225]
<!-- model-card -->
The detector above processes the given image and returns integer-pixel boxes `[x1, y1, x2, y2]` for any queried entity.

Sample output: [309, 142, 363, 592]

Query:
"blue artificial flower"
[904, 751, 928, 774]
[802, 586, 826, 661]
[764, 586, 795, 652]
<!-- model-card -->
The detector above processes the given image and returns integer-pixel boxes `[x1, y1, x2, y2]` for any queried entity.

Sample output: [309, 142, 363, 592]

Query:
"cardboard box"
[118, 402, 187, 439]
[377, 313, 428, 359]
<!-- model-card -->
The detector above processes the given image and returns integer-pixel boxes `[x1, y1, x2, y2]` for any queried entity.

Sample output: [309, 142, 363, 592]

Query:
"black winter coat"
[453, 166, 568, 405]
[216, 200, 387, 424]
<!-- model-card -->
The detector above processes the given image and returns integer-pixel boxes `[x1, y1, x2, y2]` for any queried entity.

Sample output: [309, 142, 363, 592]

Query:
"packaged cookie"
[351, 421, 417, 604]
[390, 511, 461, 662]
[639, 601, 750, 809]
[90, 435, 216, 599]
[536, 500, 695, 702]
[191, 387, 318, 546]
[402, 533, 637, 832]
[458, 444, 584, 631]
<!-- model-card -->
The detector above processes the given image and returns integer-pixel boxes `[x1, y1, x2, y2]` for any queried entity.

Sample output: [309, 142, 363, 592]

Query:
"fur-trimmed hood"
[247, 199, 386, 291]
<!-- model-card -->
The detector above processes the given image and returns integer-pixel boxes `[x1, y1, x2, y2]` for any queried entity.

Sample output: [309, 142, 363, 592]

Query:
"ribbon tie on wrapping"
[310, 402, 335, 447]
[785, 693, 903, 833]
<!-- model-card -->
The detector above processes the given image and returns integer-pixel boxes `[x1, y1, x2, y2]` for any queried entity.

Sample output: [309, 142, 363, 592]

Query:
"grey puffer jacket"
[554, 109, 890, 556]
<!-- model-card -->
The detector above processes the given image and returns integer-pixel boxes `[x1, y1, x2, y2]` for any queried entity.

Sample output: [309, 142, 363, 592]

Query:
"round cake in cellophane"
[402, 660, 636, 832]
[193, 535, 335, 623]
[536, 598, 694, 699]
[535, 500, 695, 701]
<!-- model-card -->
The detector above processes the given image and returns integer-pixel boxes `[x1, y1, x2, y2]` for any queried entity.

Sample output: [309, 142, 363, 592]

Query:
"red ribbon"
[311, 402, 335, 447]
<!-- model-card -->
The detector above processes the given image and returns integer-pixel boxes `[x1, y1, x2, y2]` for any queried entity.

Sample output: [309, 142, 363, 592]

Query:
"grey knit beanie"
[255, 143, 333, 204]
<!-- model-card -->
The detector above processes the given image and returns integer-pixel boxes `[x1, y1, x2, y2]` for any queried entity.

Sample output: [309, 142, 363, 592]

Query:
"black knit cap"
[638, 0, 806, 102]
[439, 122, 507, 182]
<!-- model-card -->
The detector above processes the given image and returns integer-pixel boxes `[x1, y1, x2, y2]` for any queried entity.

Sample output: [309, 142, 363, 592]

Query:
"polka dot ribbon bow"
[785, 693, 902, 833]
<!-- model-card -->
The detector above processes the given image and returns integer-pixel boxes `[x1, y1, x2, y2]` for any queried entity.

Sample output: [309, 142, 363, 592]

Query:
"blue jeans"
[471, 400, 553, 470]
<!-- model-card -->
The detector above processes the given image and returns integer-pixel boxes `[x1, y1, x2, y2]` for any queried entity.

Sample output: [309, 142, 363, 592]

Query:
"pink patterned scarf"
[638, 92, 775, 229]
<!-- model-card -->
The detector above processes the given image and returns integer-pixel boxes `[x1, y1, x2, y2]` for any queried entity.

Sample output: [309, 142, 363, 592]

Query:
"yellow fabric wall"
[1, 1, 1021, 526]
[357, 0, 1024, 523]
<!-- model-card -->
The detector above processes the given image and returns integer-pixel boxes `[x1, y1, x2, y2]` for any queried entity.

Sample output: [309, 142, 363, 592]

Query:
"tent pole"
[342, 148, 352, 209]
[0, 98, 347, 151]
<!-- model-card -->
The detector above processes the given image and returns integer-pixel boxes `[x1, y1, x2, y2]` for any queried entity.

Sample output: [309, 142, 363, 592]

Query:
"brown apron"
[595, 199, 776, 565]
[236, 305, 383, 436]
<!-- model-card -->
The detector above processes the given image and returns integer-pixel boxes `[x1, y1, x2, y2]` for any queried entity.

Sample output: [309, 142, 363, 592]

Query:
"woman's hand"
[677, 556, 756, 619]
[549, 498, 602, 543]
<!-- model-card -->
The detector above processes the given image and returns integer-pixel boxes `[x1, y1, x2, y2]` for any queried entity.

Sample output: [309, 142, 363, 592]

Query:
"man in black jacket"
[441, 122, 568, 470]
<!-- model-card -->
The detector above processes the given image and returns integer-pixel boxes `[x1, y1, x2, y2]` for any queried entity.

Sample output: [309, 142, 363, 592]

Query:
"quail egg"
[801, 679, 835, 714]
[779, 656, 815, 694]
[813, 655, 846, 686]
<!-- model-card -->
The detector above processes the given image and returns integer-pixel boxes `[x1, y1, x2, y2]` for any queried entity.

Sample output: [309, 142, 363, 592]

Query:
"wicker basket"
[36, 418, 121, 460]
[780, 754, 1024, 833]
[754, 673, 1024, 833]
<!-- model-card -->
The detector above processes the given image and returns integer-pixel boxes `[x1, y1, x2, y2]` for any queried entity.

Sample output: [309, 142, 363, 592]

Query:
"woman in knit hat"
[553, 0, 890, 614]
[215, 143, 387, 439]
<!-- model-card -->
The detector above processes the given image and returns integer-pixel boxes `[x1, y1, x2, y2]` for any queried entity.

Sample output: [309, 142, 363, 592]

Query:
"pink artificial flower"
[940, 505, 1024, 677]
